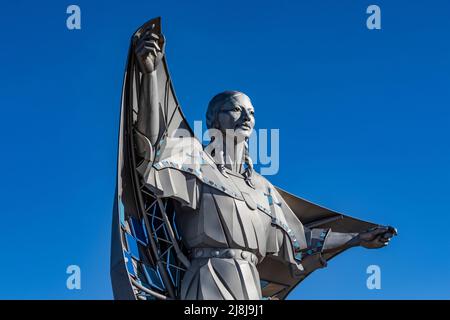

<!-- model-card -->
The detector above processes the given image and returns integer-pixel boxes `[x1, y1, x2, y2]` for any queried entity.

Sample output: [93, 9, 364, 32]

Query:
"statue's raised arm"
[134, 22, 165, 149]
[111, 17, 196, 300]
[128, 18, 194, 164]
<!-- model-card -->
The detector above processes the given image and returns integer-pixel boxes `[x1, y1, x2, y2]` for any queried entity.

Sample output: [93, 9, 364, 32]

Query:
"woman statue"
[111, 18, 397, 300]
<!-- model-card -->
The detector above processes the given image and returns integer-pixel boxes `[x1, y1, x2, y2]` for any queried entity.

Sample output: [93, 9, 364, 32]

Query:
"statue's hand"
[358, 225, 397, 249]
[134, 23, 165, 74]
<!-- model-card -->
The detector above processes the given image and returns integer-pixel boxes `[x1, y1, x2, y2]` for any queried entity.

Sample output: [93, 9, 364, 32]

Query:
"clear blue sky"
[0, 0, 449, 299]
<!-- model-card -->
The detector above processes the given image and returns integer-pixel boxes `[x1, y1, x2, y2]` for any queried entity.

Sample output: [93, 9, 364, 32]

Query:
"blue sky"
[0, 0, 449, 299]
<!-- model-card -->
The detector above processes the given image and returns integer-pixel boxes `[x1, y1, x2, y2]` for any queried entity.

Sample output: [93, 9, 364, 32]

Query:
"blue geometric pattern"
[118, 192, 187, 299]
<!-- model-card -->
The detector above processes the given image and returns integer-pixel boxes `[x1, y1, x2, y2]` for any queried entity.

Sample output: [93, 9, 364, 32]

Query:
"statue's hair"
[205, 91, 255, 187]
[242, 139, 254, 188]
[206, 91, 243, 130]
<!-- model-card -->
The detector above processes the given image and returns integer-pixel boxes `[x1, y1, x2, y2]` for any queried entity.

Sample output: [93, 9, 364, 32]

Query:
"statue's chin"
[234, 128, 253, 139]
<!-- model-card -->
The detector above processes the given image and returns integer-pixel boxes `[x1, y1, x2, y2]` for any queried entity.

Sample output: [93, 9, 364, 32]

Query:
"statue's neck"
[208, 135, 246, 174]
[224, 136, 246, 173]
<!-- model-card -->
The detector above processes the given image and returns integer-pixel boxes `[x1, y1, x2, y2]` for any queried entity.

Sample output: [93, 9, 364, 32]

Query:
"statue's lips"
[236, 124, 252, 130]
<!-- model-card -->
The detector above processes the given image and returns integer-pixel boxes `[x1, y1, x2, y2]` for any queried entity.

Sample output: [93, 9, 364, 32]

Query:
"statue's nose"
[242, 108, 251, 121]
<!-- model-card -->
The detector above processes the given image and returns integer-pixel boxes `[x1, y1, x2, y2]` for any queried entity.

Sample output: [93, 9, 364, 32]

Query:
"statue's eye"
[233, 107, 240, 112]
[250, 110, 255, 116]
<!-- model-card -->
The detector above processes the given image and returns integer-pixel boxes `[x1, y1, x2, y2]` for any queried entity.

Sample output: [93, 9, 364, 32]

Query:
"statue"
[110, 17, 397, 300]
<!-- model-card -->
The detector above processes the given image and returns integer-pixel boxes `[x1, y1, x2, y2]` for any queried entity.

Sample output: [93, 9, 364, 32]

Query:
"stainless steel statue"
[110, 18, 397, 300]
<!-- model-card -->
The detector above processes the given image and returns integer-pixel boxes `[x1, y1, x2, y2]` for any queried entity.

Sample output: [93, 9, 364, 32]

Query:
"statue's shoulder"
[148, 136, 244, 201]
[251, 171, 275, 191]
[153, 136, 217, 173]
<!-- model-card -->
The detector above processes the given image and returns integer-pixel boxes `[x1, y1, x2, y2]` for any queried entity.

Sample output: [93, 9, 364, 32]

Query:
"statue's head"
[206, 91, 255, 139]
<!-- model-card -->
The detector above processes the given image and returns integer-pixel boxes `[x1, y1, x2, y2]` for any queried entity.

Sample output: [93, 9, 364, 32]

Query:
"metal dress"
[110, 17, 377, 300]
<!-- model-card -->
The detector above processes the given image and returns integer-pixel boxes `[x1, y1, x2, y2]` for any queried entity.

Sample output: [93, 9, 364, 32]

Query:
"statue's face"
[216, 94, 255, 139]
